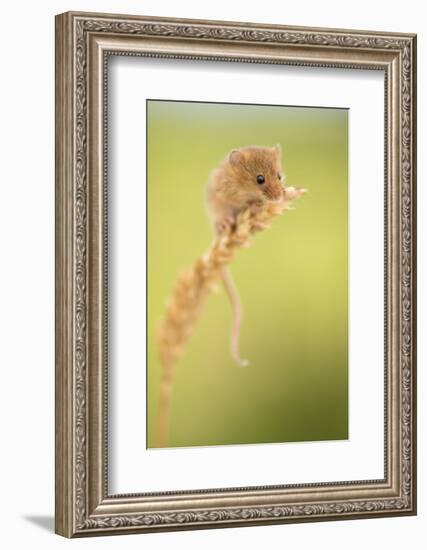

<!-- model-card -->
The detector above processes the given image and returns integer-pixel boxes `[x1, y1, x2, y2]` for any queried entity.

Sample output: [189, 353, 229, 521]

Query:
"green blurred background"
[147, 100, 348, 448]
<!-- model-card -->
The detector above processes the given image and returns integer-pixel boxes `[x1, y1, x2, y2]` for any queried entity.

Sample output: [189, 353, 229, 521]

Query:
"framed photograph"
[55, 11, 417, 537]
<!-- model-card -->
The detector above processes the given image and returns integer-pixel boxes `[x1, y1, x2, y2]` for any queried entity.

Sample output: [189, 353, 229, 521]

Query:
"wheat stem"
[154, 187, 306, 447]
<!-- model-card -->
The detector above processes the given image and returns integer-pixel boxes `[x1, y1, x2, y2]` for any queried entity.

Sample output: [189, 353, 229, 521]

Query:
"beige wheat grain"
[155, 187, 306, 447]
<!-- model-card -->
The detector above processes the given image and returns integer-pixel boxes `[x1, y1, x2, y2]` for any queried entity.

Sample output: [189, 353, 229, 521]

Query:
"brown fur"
[206, 145, 285, 233]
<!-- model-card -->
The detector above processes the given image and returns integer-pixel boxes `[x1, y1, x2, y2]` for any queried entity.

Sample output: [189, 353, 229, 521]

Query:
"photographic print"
[147, 99, 349, 449]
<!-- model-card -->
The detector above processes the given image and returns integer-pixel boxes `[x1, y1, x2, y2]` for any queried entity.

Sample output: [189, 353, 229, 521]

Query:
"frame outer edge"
[55, 12, 75, 538]
[62, 10, 416, 39]
[54, 10, 417, 537]
[409, 34, 417, 514]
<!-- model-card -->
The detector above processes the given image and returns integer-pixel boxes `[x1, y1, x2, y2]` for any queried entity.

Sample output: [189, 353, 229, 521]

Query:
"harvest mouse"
[205, 145, 286, 367]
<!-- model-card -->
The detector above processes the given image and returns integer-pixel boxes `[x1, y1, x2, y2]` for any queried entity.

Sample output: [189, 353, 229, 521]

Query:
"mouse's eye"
[256, 174, 265, 185]
[277, 173, 282, 180]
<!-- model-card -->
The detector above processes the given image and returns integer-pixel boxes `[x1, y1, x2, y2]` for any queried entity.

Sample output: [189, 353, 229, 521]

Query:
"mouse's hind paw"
[216, 215, 235, 235]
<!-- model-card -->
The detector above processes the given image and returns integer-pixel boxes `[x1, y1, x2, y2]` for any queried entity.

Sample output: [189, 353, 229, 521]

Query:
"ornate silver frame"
[55, 11, 417, 537]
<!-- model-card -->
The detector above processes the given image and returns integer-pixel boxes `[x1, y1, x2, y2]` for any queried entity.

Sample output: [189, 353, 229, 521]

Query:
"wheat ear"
[154, 187, 307, 447]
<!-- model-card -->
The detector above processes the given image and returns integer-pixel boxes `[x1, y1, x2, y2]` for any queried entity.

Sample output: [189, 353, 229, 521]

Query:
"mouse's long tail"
[221, 267, 249, 367]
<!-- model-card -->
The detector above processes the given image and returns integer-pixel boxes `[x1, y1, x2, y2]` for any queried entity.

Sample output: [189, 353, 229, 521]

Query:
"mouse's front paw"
[247, 199, 264, 214]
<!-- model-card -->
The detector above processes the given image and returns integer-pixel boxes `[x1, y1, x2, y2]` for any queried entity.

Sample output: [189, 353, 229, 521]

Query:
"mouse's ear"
[273, 143, 282, 155]
[229, 149, 244, 167]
